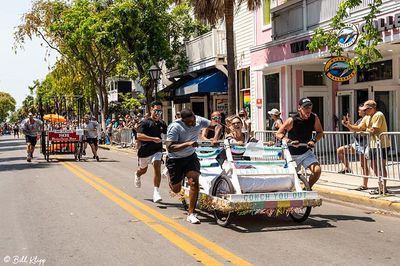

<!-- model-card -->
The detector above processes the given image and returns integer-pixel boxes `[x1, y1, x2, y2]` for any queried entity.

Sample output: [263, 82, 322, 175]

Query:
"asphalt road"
[1, 135, 399, 266]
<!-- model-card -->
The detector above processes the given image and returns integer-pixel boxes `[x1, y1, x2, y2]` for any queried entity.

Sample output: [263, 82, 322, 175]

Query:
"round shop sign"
[324, 56, 356, 82]
[338, 24, 359, 48]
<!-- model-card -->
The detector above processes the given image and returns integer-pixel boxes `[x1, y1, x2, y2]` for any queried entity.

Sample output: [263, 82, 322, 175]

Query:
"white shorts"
[138, 152, 163, 169]
[291, 150, 319, 172]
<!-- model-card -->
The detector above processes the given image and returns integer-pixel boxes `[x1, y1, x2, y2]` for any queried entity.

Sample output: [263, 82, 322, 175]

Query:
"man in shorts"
[21, 113, 43, 162]
[134, 101, 167, 203]
[276, 98, 324, 188]
[165, 109, 222, 224]
[83, 115, 99, 161]
[345, 100, 391, 194]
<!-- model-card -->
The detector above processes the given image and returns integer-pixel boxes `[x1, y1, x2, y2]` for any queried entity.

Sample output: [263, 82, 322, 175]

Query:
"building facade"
[250, 0, 400, 132]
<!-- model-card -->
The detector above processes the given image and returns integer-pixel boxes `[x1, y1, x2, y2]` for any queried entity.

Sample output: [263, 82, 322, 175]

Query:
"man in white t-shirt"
[83, 115, 100, 161]
[21, 113, 43, 162]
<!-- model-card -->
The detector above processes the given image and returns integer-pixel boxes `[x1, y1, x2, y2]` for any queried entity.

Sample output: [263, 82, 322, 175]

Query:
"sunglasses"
[211, 116, 221, 121]
[153, 110, 163, 114]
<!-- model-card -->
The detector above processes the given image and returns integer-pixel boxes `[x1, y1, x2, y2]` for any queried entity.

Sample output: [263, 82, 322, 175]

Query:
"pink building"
[250, 0, 400, 132]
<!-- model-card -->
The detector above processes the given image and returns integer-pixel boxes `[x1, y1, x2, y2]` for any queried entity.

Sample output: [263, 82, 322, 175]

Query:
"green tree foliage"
[112, 0, 209, 112]
[307, 0, 383, 69]
[119, 92, 144, 114]
[16, 0, 120, 130]
[178, 0, 262, 115]
[0, 92, 17, 122]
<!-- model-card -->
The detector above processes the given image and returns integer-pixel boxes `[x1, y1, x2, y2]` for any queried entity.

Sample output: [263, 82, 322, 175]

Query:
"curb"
[314, 185, 400, 213]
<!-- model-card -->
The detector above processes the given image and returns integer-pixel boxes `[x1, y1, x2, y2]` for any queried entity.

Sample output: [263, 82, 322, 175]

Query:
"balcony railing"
[272, 0, 393, 40]
[167, 29, 226, 78]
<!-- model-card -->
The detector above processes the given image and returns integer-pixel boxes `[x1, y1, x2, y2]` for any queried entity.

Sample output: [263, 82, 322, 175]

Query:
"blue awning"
[175, 70, 227, 96]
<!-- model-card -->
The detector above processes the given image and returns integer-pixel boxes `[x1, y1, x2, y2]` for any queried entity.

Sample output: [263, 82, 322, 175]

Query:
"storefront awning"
[175, 70, 227, 97]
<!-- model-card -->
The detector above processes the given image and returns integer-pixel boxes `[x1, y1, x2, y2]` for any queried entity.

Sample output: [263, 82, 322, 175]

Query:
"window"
[357, 60, 392, 82]
[303, 71, 325, 86]
[237, 68, 251, 116]
[263, 0, 271, 25]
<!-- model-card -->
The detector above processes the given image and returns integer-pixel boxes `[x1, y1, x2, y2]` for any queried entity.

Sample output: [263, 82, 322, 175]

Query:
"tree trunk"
[225, 0, 236, 116]
[145, 82, 154, 114]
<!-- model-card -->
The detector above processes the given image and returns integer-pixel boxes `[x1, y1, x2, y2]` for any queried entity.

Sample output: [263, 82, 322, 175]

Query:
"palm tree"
[179, 0, 262, 115]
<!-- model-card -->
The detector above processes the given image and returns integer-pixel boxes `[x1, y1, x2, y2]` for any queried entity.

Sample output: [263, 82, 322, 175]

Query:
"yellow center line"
[61, 162, 223, 266]
[64, 161, 253, 266]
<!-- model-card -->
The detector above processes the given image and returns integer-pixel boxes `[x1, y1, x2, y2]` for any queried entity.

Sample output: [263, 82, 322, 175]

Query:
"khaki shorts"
[138, 152, 163, 169]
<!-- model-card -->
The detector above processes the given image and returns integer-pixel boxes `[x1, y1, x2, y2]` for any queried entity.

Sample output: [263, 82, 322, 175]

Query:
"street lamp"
[149, 64, 161, 100]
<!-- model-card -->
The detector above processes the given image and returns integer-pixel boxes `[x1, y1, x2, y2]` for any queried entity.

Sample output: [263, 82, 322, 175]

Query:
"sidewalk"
[99, 144, 400, 213]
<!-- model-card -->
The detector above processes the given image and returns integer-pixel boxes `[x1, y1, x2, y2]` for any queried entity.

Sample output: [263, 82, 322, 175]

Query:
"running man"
[276, 98, 324, 188]
[165, 109, 222, 224]
[83, 115, 99, 161]
[134, 101, 167, 203]
[13, 122, 20, 138]
[21, 113, 43, 162]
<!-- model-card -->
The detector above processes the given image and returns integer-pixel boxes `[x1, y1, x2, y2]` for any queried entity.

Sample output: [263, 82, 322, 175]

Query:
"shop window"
[303, 71, 325, 86]
[263, 0, 271, 26]
[357, 60, 392, 82]
[264, 73, 280, 129]
[237, 68, 251, 115]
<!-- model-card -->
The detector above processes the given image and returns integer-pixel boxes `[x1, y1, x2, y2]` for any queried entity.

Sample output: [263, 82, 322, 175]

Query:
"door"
[300, 89, 331, 130]
[337, 91, 353, 131]
[374, 90, 396, 131]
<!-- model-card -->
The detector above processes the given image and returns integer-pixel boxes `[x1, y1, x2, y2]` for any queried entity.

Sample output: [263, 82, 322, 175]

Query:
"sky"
[0, 1, 57, 108]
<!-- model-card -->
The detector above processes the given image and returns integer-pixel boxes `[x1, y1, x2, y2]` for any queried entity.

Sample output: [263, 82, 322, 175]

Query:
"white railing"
[111, 128, 135, 148]
[185, 29, 226, 65]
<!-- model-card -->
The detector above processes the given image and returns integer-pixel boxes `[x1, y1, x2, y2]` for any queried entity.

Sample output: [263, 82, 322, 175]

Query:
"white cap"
[267, 108, 281, 116]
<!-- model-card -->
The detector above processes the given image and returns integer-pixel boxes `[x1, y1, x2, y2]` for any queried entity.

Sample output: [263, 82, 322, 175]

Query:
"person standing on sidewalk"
[134, 101, 167, 203]
[276, 98, 324, 188]
[345, 100, 391, 195]
[21, 112, 43, 162]
[165, 109, 222, 224]
[337, 105, 370, 190]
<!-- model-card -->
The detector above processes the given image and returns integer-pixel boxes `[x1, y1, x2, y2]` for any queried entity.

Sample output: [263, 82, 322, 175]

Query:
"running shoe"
[153, 191, 162, 203]
[186, 213, 200, 224]
[134, 172, 141, 188]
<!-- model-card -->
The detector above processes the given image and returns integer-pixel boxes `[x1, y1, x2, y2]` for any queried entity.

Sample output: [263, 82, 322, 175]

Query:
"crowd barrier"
[111, 128, 135, 148]
[253, 130, 400, 187]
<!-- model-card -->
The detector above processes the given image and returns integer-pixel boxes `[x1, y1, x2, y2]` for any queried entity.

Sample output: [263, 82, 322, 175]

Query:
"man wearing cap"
[165, 108, 222, 224]
[21, 113, 43, 162]
[276, 98, 324, 188]
[134, 101, 167, 203]
[345, 100, 390, 194]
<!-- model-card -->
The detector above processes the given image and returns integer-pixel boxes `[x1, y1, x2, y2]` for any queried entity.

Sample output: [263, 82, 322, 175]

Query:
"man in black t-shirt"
[134, 101, 167, 203]
[276, 98, 324, 188]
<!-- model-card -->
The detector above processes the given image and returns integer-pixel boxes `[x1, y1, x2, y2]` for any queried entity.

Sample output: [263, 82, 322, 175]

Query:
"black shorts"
[166, 153, 200, 185]
[370, 147, 390, 160]
[86, 138, 98, 146]
[25, 135, 37, 146]
[13, 129, 19, 135]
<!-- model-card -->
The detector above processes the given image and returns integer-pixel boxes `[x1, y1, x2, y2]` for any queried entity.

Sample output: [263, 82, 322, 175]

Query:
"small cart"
[181, 141, 322, 226]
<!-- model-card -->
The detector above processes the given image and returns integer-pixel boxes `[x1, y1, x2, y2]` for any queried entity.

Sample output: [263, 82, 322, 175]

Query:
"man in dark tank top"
[276, 98, 324, 188]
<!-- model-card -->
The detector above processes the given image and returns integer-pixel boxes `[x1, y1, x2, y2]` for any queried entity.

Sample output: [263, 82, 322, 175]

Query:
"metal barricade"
[120, 128, 133, 147]
[377, 132, 400, 182]
[253, 130, 277, 143]
[111, 128, 134, 148]
[314, 131, 373, 178]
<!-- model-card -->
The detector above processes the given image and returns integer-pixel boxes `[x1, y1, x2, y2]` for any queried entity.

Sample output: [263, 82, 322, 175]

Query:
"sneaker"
[27, 156, 31, 162]
[95, 156, 99, 162]
[338, 168, 352, 174]
[186, 213, 200, 224]
[134, 172, 141, 188]
[153, 191, 162, 203]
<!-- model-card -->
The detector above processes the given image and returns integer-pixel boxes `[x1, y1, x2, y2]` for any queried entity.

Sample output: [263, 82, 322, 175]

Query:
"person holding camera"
[337, 105, 370, 190]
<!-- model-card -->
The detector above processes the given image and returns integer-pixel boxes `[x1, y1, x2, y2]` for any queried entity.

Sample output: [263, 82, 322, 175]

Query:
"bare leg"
[337, 146, 349, 170]
[359, 154, 369, 187]
[136, 166, 148, 178]
[89, 143, 97, 157]
[308, 163, 321, 188]
[153, 161, 162, 188]
[186, 171, 200, 215]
